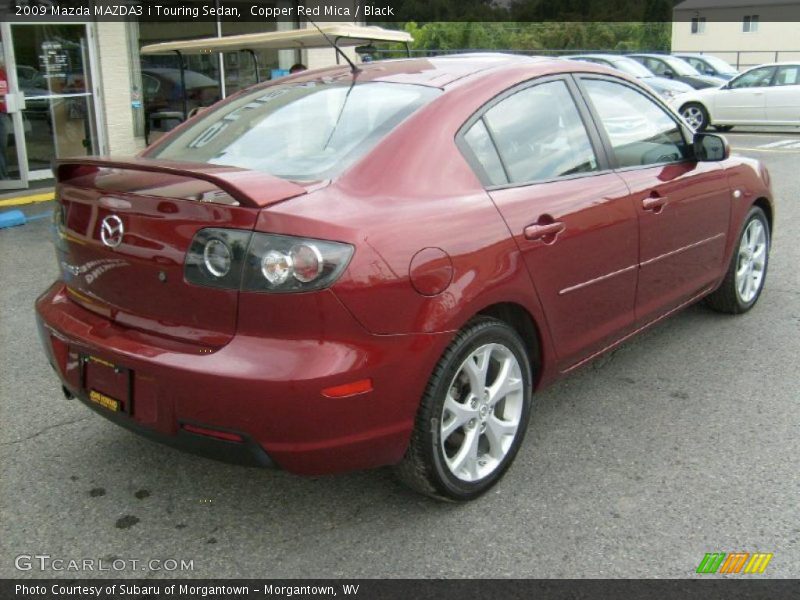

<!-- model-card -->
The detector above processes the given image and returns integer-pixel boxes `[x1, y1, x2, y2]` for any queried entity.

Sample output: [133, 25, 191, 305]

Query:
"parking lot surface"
[1, 130, 798, 579]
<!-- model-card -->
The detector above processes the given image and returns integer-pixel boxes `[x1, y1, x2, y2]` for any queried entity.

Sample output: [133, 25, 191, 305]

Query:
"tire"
[706, 206, 770, 314]
[394, 317, 533, 501]
[681, 102, 709, 131]
[715, 125, 734, 132]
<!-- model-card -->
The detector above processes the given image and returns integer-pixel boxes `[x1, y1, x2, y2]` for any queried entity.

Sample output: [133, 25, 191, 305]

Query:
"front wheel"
[706, 206, 770, 314]
[394, 318, 533, 501]
[681, 102, 709, 131]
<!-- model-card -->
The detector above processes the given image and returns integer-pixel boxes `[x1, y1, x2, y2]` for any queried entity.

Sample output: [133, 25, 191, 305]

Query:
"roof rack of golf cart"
[140, 25, 414, 120]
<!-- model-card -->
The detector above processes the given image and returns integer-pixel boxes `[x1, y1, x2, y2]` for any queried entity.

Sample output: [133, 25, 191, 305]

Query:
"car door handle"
[642, 196, 668, 212]
[524, 221, 565, 242]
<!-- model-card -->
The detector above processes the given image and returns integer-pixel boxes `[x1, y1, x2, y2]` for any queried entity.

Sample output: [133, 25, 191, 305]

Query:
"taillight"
[184, 228, 250, 289]
[184, 228, 353, 293]
[241, 233, 353, 293]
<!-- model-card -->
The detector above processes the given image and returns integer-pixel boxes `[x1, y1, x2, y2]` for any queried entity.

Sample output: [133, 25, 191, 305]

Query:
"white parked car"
[673, 62, 800, 131]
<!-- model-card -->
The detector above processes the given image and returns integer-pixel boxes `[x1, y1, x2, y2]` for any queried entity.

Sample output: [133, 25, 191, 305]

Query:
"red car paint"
[35, 55, 774, 475]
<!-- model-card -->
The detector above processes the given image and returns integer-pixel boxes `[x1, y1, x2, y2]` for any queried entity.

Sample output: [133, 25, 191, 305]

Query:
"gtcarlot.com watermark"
[15, 554, 194, 573]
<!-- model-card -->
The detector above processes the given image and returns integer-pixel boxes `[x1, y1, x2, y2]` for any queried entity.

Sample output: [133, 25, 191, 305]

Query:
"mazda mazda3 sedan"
[36, 54, 774, 501]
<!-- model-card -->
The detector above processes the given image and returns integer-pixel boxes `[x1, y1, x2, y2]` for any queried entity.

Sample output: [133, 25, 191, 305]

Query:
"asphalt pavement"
[1, 131, 798, 579]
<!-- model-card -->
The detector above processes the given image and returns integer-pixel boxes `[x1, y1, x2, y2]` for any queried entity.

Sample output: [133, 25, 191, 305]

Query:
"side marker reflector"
[322, 378, 373, 398]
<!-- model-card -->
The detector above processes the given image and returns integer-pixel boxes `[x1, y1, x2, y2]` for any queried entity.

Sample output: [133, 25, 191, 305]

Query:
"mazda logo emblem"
[100, 215, 124, 248]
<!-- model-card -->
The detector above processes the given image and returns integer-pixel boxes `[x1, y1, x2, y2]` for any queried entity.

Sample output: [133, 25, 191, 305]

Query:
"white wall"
[672, 4, 800, 69]
[93, 22, 146, 155]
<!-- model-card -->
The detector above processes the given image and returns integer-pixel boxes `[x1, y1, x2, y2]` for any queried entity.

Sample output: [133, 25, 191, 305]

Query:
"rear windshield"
[149, 80, 440, 182]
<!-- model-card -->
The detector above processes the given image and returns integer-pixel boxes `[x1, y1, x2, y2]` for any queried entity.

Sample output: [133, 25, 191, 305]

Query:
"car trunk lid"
[54, 157, 307, 346]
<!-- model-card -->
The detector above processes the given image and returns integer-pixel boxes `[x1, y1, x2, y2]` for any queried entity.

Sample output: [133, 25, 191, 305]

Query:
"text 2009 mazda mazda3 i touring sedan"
[36, 54, 774, 501]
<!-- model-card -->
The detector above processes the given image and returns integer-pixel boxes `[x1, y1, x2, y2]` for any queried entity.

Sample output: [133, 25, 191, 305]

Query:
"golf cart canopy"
[140, 24, 412, 55]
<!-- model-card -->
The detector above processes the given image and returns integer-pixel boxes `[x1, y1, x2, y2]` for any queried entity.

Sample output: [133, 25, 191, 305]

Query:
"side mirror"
[663, 69, 675, 78]
[694, 132, 730, 162]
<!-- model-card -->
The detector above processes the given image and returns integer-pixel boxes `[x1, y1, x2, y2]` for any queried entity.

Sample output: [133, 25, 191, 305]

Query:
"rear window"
[149, 81, 440, 182]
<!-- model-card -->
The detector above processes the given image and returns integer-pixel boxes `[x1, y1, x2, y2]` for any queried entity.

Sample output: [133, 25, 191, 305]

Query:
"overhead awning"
[140, 24, 413, 55]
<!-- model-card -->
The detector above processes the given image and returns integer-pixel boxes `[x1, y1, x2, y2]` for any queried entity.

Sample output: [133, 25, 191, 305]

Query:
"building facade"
[672, 0, 800, 69]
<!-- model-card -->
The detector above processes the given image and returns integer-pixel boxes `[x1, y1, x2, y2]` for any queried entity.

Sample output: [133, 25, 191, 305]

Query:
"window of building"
[743, 15, 760, 33]
[691, 17, 706, 34]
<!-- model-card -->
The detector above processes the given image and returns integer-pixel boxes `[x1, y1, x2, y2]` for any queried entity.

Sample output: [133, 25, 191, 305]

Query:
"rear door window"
[462, 80, 599, 186]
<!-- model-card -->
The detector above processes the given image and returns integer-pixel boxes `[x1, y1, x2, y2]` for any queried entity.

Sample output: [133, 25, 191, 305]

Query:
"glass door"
[0, 22, 29, 190]
[10, 23, 98, 180]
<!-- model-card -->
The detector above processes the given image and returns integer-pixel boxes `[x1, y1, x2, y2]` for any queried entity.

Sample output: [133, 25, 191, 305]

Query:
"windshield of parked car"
[150, 81, 441, 182]
[661, 56, 702, 76]
[698, 55, 738, 74]
[609, 57, 654, 78]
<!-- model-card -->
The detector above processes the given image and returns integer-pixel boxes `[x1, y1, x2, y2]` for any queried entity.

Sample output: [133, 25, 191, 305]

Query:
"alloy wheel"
[440, 343, 524, 482]
[735, 219, 767, 304]
[682, 105, 705, 130]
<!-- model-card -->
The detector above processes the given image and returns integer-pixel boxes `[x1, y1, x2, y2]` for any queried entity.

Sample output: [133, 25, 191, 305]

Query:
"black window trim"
[455, 74, 613, 191]
[572, 73, 698, 174]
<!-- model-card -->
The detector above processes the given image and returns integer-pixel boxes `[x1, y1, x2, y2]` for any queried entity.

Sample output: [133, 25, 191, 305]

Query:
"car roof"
[568, 54, 631, 61]
[739, 62, 800, 69]
[276, 53, 561, 89]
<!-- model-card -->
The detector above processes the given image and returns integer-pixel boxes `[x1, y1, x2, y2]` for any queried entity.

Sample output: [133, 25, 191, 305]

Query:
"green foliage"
[394, 21, 672, 55]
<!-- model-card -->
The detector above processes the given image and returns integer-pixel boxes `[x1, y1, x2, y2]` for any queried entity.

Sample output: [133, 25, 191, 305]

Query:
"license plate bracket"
[79, 354, 133, 415]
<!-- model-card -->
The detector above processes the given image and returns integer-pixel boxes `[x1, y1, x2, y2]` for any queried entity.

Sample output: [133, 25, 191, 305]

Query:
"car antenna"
[306, 18, 361, 74]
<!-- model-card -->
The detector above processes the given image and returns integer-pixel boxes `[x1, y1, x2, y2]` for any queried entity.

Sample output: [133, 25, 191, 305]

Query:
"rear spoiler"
[54, 157, 307, 208]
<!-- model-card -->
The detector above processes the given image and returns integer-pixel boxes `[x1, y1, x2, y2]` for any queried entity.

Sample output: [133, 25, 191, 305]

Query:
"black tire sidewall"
[423, 321, 532, 501]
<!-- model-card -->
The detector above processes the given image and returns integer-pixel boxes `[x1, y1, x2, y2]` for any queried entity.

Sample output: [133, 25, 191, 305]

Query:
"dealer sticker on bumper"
[88, 389, 120, 412]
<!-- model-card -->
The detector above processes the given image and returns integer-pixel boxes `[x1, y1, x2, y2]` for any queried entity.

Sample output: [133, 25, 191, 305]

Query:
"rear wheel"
[706, 206, 770, 314]
[681, 102, 709, 131]
[395, 317, 533, 501]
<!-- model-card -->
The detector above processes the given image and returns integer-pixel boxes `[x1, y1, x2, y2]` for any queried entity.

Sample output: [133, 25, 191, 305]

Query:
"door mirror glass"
[694, 133, 729, 162]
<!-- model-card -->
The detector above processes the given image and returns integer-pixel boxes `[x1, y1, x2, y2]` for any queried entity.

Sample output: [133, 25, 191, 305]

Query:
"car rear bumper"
[35, 282, 450, 475]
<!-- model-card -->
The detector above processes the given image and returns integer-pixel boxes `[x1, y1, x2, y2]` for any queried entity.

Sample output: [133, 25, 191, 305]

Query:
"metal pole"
[215, 4, 226, 99]
[245, 49, 260, 83]
[174, 50, 188, 121]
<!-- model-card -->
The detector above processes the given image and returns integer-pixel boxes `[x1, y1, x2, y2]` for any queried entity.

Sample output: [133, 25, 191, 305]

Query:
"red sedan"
[36, 55, 773, 501]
